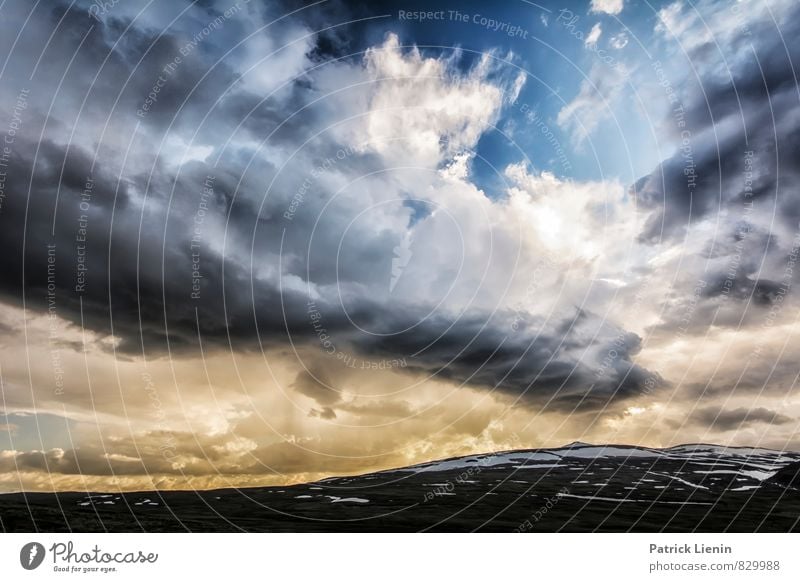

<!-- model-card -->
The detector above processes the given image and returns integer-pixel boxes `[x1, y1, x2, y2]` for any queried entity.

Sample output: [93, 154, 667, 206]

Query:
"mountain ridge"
[1, 441, 799, 532]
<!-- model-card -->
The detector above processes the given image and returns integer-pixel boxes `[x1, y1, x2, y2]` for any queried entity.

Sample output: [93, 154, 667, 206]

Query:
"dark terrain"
[2, 443, 799, 532]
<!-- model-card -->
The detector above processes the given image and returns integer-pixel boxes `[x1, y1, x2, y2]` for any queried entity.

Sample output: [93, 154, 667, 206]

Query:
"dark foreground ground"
[2, 443, 799, 532]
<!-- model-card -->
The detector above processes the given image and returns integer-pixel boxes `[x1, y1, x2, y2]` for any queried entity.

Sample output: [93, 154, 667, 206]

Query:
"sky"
[0, 0, 799, 492]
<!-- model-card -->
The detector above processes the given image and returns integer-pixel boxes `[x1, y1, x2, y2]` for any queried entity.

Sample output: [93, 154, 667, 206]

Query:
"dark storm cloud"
[633, 2, 800, 246]
[0, 0, 338, 354]
[347, 308, 665, 411]
[688, 406, 793, 431]
[292, 368, 342, 408]
[701, 272, 783, 306]
[15, 1, 237, 135]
